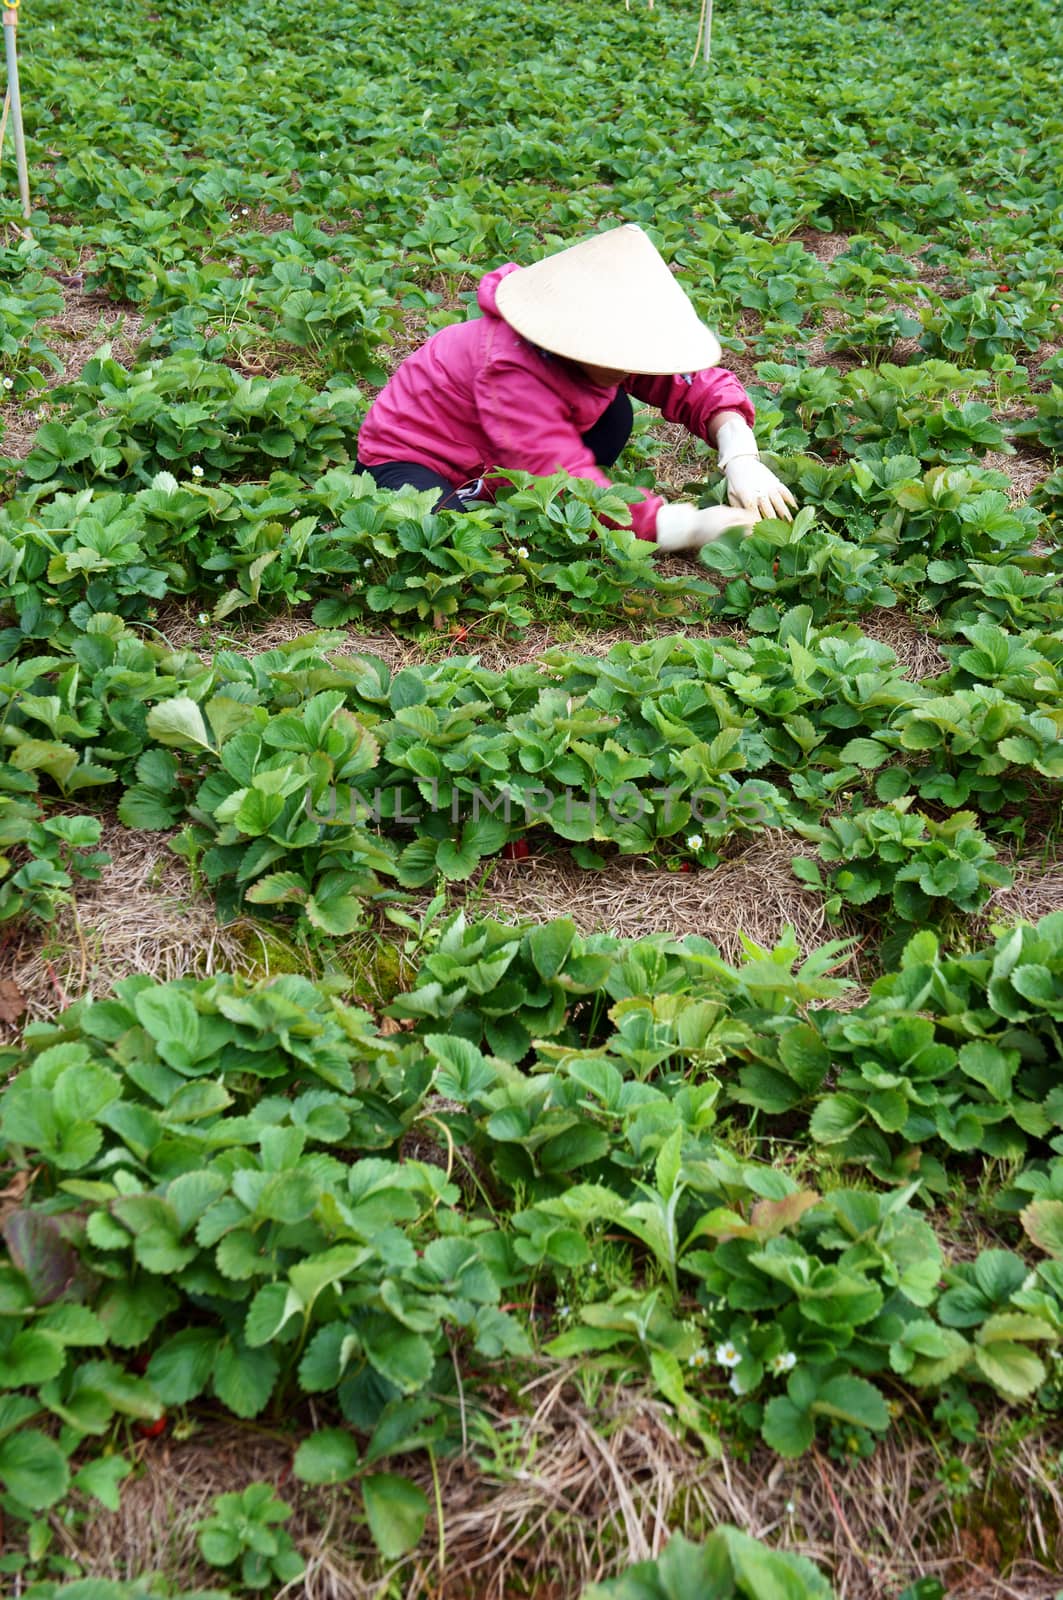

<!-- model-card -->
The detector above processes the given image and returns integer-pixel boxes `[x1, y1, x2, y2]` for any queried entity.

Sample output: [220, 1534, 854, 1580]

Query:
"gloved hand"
[655, 502, 760, 551]
[715, 416, 797, 522]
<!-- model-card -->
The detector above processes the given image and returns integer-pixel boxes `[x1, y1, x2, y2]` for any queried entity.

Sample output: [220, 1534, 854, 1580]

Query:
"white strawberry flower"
[715, 1342, 742, 1369]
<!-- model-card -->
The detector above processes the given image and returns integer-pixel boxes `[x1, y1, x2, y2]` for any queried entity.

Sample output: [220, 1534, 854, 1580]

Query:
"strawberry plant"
[0, 269, 65, 399]
[580, 1528, 835, 1599]
[19, 354, 367, 491]
[1012, 381, 1063, 453]
[917, 286, 1054, 364]
[696, 505, 897, 623]
[0, 811, 109, 926]
[195, 1484, 304, 1590]
[791, 804, 1012, 927]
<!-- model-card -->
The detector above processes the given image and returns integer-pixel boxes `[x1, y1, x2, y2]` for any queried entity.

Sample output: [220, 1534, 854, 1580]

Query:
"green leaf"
[362, 1472, 429, 1559]
[118, 787, 182, 829]
[233, 786, 286, 836]
[957, 1041, 1016, 1101]
[972, 1250, 1028, 1304]
[305, 889, 365, 936]
[95, 1278, 176, 1349]
[791, 856, 824, 888]
[71, 1453, 133, 1511]
[875, 767, 912, 802]
[362, 1325, 434, 1393]
[212, 1338, 280, 1418]
[812, 1375, 889, 1432]
[809, 1094, 866, 1143]
[293, 1428, 360, 1484]
[145, 696, 213, 752]
[245, 1282, 301, 1347]
[1022, 1199, 1063, 1259]
[146, 1328, 220, 1403]
[132, 985, 200, 1069]
[0, 1329, 65, 1388]
[839, 737, 888, 768]
[1010, 964, 1057, 1005]
[972, 1342, 1047, 1400]
[761, 1396, 815, 1458]
[528, 919, 577, 981]
[435, 837, 480, 880]
[0, 1428, 70, 1510]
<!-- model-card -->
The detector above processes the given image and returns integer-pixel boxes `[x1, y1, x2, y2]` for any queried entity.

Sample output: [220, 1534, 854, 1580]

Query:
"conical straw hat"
[494, 224, 722, 375]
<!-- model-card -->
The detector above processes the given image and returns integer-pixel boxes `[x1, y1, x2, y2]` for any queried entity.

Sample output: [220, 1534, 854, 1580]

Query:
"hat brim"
[494, 225, 723, 376]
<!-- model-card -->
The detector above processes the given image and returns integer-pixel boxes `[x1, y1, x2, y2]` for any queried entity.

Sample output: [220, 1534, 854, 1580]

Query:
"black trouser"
[357, 388, 634, 512]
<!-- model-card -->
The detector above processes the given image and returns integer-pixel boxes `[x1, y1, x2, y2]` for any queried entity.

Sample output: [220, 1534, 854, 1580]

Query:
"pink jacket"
[357, 263, 755, 540]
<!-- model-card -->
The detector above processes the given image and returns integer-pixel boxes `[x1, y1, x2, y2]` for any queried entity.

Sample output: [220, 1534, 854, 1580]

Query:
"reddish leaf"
[0, 980, 25, 1025]
[3, 1211, 81, 1305]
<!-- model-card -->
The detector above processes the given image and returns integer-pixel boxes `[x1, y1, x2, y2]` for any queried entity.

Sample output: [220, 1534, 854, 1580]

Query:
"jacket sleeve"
[627, 366, 755, 443]
[475, 355, 662, 540]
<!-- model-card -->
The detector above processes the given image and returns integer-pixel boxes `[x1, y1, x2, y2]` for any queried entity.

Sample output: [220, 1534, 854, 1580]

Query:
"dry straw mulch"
[987, 852, 1063, 929]
[149, 602, 749, 675]
[982, 446, 1053, 506]
[0, 819, 262, 1042]
[857, 606, 949, 681]
[452, 831, 864, 970]
[67, 1378, 1063, 1600]
[0, 824, 864, 1044]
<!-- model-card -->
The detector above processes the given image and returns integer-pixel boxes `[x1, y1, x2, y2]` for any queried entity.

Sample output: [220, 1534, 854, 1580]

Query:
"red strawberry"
[502, 839, 530, 860]
[136, 1415, 168, 1439]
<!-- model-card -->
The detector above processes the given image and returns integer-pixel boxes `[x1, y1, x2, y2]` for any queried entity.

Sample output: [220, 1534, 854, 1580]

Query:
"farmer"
[356, 224, 795, 552]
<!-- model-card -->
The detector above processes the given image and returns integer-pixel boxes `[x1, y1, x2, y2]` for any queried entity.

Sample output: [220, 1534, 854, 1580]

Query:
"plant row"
[1, 907, 1062, 1553]
[3, 610, 1063, 935]
[7, 1524, 841, 1600]
[5, 0, 1062, 385]
[0, 346, 1059, 638]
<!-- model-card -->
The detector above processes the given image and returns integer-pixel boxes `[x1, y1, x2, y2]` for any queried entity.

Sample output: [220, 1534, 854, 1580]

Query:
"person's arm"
[627, 367, 755, 435]
[476, 358, 760, 548]
[710, 408, 797, 523]
[629, 371, 796, 522]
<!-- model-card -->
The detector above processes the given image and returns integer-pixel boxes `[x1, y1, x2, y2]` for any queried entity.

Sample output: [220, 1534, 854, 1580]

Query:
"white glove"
[715, 416, 796, 522]
[655, 502, 760, 552]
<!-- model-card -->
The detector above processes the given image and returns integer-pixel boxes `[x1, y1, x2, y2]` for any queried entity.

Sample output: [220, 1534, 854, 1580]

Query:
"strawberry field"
[0, 0, 1062, 1594]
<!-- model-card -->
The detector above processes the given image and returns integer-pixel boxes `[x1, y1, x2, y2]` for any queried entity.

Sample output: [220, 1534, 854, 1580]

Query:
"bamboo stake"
[3, 1, 30, 218]
[690, 0, 714, 65]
